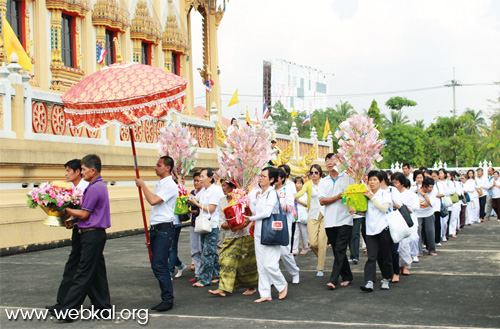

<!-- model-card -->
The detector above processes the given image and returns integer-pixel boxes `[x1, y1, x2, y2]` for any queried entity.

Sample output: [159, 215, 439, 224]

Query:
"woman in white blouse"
[244, 167, 288, 303]
[187, 168, 224, 287]
[352, 171, 393, 292]
[490, 171, 500, 221]
[464, 170, 480, 225]
[435, 168, 454, 242]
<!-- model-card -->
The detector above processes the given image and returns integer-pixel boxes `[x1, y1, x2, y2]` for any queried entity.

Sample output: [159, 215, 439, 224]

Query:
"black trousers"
[325, 225, 353, 285]
[56, 226, 81, 306]
[391, 242, 400, 275]
[60, 229, 111, 311]
[364, 228, 393, 282]
[478, 195, 486, 219]
[434, 212, 441, 244]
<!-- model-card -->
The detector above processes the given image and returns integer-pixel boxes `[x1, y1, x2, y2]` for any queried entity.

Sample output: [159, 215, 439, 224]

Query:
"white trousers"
[448, 204, 461, 235]
[254, 236, 287, 298]
[190, 226, 202, 277]
[280, 226, 300, 276]
[398, 237, 413, 269]
[440, 214, 449, 239]
[292, 222, 309, 253]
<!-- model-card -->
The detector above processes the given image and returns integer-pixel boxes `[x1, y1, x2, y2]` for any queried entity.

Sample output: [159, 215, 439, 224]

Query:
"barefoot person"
[208, 181, 258, 297]
[244, 167, 288, 303]
[319, 153, 354, 290]
[135, 155, 178, 312]
[46, 159, 89, 313]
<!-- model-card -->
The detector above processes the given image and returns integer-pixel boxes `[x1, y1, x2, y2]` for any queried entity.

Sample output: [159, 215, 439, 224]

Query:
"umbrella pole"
[129, 127, 152, 262]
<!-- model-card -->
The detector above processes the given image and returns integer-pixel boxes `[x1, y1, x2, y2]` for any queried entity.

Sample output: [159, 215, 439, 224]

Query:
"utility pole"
[444, 67, 462, 116]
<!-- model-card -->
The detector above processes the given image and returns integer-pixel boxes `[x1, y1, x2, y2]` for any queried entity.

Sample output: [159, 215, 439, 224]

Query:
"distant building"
[263, 59, 329, 113]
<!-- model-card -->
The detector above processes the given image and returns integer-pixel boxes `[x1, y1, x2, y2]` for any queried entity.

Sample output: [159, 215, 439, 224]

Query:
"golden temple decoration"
[163, 0, 189, 55]
[46, 0, 89, 18]
[215, 4, 224, 29]
[130, 0, 161, 45]
[49, 9, 84, 91]
[132, 39, 142, 63]
[113, 37, 123, 63]
[298, 142, 317, 169]
[215, 121, 226, 146]
[92, 0, 129, 33]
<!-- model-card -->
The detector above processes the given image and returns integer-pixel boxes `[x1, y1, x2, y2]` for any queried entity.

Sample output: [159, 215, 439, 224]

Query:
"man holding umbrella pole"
[135, 155, 178, 312]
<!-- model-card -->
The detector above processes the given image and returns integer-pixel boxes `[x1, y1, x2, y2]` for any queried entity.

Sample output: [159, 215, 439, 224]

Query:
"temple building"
[0, 0, 331, 254]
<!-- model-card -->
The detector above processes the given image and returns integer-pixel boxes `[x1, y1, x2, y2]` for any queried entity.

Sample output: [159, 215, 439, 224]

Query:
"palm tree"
[413, 119, 425, 129]
[462, 109, 487, 135]
[333, 100, 357, 121]
[382, 111, 410, 128]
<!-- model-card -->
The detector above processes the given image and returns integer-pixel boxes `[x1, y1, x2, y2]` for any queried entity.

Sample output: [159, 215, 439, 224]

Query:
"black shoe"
[45, 304, 58, 312]
[153, 302, 173, 312]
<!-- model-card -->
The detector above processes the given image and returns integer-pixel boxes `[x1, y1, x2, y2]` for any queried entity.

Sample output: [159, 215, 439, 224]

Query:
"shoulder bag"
[195, 210, 212, 234]
[398, 204, 414, 228]
[386, 207, 411, 243]
[260, 191, 289, 246]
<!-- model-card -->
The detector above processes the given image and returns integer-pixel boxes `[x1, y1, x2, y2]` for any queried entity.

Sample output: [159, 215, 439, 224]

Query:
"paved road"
[1, 220, 499, 328]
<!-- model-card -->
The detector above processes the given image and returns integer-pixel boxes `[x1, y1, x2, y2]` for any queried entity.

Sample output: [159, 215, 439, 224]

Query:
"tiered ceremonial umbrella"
[62, 62, 187, 261]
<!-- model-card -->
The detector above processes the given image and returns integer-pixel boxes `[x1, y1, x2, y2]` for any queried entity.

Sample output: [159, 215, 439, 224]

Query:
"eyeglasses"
[310, 171, 320, 175]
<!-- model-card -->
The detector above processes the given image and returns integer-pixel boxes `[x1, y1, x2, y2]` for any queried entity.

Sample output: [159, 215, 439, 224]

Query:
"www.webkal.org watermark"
[4, 305, 149, 325]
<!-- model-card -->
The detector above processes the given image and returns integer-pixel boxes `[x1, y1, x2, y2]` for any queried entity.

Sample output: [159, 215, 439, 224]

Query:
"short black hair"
[419, 167, 427, 172]
[404, 178, 411, 189]
[193, 172, 201, 179]
[413, 170, 423, 182]
[277, 168, 287, 182]
[367, 170, 385, 183]
[402, 163, 410, 169]
[476, 168, 483, 172]
[271, 140, 276, 144]
[422, 177, 435, 188]
[201, 168, 216, 184]
[81, 154, 101, 173]
[160, 155, 174, 173]
[64, 159, 81, 172]
[278, 164, 291, 178]
[294, 177, 304, 185]
[325, 153, 336, 161]
[391, 172, 406, 185]
[262, 167, 278, 186]
[438, 168, 447, 177]
[231, 118, 237, 124]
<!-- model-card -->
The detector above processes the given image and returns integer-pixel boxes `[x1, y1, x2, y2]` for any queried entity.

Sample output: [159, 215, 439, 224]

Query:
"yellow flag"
[323, 118, 330, 139]
[291, 107, 297, 117]
[2, 16, 32, 71]
[228, 89, 239, 107]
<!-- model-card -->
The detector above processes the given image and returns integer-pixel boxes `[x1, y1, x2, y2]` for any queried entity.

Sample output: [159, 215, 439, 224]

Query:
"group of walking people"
[47, 154, 500, 320]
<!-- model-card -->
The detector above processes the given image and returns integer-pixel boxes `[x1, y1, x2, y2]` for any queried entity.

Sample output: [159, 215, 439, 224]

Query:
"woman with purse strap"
[187, 168, 224, 287]
[244, 167, 288, 303]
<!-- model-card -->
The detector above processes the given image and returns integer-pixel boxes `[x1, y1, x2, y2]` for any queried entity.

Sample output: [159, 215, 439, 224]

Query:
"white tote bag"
[442, 196, 453, 208]
[386, 209, 411, 243]
[195, 211, 212, 234]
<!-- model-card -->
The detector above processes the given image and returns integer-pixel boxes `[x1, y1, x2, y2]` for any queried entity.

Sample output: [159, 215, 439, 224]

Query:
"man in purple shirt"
[54, 154, 111, 322]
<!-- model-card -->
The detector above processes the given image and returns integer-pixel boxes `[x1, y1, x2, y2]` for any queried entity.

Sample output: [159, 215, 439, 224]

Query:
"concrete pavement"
[1, 219, 499, 328]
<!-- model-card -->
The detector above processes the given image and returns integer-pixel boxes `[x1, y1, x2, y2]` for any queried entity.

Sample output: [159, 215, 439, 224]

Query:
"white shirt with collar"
[475, 175, 489, 196]
[75, 179, 89, 193]
[198, 183, 224, 229]
[150, 175, 178, 225]
[318, 172, 354, 228]
[415, 186, 438, 218]
[249, 186, 279, 239]
[366, 188, 392, 236]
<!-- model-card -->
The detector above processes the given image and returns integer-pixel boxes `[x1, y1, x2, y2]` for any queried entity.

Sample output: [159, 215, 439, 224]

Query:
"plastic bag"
[386, 209, 411, 243]
[174, 196, 189, 215]
[342, 184, 368, 212]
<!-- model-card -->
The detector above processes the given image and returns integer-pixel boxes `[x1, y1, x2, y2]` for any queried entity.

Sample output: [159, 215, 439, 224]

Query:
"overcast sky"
[190, 0, 500, 126]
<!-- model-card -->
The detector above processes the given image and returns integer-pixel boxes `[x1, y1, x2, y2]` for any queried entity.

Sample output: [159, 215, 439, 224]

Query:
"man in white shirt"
[475, 168, 489, 221]
[136, 156, 178, 312]
[485, 167, 495, 219]
[402, 163, 414, 185]
[318, 153, 354, 289]
[46, 159, 89, 313]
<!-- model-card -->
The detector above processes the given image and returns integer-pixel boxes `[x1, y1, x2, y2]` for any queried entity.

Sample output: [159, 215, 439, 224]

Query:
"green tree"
[462, 109, 487, 135]
[385, 96, 417, 111]
[367, 100, 383, 133]
[333, 100, 357, 121]
[382, 111, 410, 128]
[413, 119, 425, 129]
[383, 125, 428, 167]
[271, 101, 292, 135]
